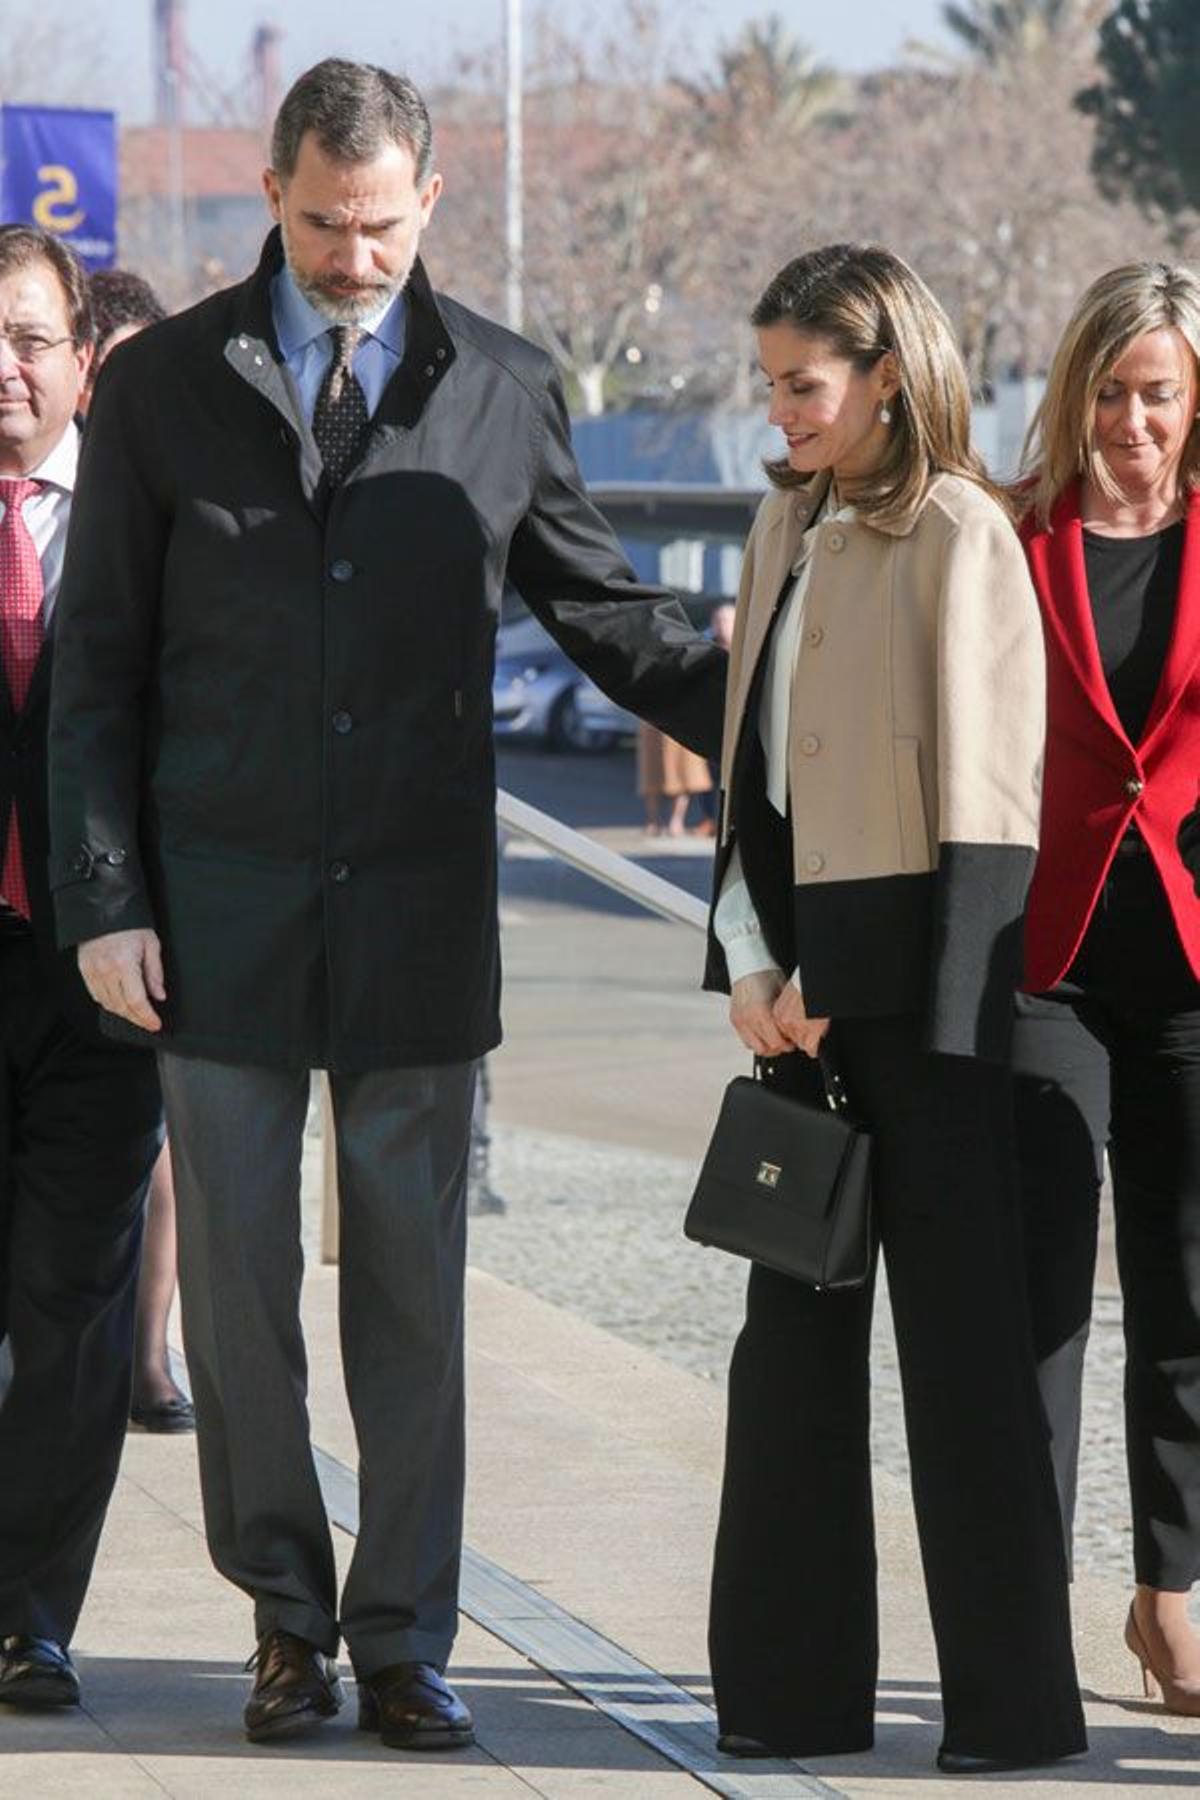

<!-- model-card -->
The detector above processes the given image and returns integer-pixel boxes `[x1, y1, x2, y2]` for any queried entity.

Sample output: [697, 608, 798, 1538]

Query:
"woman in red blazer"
[1014, 261, 1200, 1716]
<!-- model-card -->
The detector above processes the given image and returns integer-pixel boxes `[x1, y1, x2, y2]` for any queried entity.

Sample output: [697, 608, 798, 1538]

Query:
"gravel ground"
[469, 1121, 1136, 1584]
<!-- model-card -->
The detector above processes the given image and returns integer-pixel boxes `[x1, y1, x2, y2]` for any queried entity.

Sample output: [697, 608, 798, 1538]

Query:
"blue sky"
[85, 1, 954, 124]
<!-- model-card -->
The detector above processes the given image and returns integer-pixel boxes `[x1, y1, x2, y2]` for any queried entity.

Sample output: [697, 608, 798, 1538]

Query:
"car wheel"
[551, 687, 615, 752]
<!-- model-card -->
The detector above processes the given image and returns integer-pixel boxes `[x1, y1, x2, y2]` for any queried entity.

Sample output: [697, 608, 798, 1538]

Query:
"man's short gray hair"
[271, 58, 434, 185]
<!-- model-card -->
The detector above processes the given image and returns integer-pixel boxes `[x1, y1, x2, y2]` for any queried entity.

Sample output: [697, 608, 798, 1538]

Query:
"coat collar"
[1024, 479, 1200, 755]
[223, 230, 458, 507]
[765, 467, 961, 554]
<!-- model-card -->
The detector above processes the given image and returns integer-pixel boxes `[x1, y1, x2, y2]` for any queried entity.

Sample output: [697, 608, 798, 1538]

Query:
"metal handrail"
[320, 787, 711, 1261]
[496, 789, 709, 934]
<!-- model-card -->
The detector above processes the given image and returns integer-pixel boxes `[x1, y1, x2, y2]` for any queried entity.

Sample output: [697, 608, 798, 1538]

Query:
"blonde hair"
[1019, 261, 1200, 526]
[751, 243, 998, 527]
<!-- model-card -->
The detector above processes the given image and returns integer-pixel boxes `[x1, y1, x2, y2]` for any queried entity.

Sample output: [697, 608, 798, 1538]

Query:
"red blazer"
[1021, 482, 1200, 992]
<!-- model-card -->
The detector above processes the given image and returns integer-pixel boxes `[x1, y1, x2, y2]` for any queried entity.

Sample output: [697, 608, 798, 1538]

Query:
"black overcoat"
[48, 232, 725, 1070]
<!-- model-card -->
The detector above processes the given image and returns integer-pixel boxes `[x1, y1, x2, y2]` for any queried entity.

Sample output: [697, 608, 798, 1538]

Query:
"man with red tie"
[0, 227, 161, 1708]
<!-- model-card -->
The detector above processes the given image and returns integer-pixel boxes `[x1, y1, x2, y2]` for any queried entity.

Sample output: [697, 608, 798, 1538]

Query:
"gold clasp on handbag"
[756, 1161, 782, 1189]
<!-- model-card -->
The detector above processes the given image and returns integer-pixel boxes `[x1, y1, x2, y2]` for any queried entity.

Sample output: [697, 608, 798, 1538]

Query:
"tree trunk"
[578, 365, 607, 416]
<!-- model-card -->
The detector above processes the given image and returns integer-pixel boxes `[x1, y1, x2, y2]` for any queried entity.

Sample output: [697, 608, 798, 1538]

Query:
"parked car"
[493, 614, 614, 749]
[494, 483, 761, 750]
[572, 678, 638, 745]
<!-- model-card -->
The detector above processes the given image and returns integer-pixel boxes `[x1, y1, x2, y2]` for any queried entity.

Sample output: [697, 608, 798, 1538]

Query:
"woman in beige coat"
[703, 244, 1085, 1774]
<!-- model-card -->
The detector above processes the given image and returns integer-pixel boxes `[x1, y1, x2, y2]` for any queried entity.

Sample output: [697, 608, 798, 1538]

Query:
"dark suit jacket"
[0, 459, 111, 1042]
[48, 231, 726, 1071]
[1021, 484, 1200, 992]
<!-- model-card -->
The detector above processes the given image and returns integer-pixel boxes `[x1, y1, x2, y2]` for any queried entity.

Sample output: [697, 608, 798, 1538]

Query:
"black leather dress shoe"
[129, 1394, 196, 1434]
[243, 1629, 343, 1742]
[937, 1748, 1083, 1775]
[358, 1662, 474, 1750]
[0, 1636, 81, 1708]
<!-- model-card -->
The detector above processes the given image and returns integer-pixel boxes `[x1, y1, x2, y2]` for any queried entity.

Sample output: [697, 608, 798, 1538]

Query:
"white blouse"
[713, 496, 856, 988]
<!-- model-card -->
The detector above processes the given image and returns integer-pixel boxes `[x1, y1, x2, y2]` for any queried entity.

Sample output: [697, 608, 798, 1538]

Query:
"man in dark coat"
[0, 227, 162, 1709]
[49, 61, 724, 1750]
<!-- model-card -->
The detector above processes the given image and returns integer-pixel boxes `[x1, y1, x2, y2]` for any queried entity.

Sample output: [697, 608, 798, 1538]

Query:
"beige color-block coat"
[705, 470, 1047, 1061]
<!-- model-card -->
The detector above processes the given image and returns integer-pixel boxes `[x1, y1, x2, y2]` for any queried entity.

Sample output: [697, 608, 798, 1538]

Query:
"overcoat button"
[804, 851, 825, 874]
[806, 626, 824, 646]
[237, 337, 249, 350]
[827, 530, 846, 552]
[105, 848, 128, 867]
[330, 559, 355, 583]
[801, 734, 820, 755]
[329, 861, 351, 884]
[1124, 776, 1145, 798]
[332, 711, 353, 734]
[424, 364, 436, 377]
[436, 347, 447, 359]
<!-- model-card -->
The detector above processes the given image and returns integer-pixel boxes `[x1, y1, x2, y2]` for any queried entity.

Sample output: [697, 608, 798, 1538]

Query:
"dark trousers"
[709, 1016, 1084, 1761]
[1013, 852, 1200, 1590]
[0, 938, 162, 1645]
[159, 1052, 476, 1676]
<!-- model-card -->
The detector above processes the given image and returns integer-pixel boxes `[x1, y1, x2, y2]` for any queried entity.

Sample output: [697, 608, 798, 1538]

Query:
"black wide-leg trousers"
[0, 939, 162, 1645]
[709, 1015, 1085, 1761]
[1013, 852, 1200, 1591]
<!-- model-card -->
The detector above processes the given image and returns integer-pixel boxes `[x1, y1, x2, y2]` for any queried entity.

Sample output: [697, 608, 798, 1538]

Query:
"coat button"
[800, 734, 821, 755]
[827, 529, 846, 552]
[104, 848, 128, 867]
[1124, 776, 1145, 798]
[329, 861, 351, 884]
[332, 710, 354, 735]
[804, 851, 825, 874]
[806, 625, 824, 646]
[330, 559, 355, 583]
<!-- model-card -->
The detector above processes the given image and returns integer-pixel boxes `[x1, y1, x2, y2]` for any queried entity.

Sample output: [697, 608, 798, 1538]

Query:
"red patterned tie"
[0, 477, 45, 919]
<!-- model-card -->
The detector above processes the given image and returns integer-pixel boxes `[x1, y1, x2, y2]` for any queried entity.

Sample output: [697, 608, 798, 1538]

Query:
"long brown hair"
[1018, 261, 1200, 526]
[752, 243, 997, 527]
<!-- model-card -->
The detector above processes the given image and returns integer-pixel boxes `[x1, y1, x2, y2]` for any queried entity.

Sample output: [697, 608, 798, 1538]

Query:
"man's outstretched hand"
[78, 929, 166, 1033]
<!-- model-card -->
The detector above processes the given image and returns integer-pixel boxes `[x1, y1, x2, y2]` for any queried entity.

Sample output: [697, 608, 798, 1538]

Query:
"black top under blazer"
[48, 231, 726, 1071]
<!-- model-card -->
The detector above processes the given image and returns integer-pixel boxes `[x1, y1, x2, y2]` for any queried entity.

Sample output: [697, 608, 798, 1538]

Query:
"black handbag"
[684, 1047, 873, 1290]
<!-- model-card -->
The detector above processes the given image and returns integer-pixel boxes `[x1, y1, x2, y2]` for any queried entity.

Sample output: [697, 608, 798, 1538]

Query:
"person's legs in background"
[1107, 997, 1200, 1700]
[129, 1140, 194, 1432]
[0, 941, 161, 1697]
[1011, 991, 1110, 1570]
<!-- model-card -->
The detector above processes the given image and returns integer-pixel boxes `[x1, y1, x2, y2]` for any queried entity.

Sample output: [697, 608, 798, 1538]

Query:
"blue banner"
[1, 105, 117, 269]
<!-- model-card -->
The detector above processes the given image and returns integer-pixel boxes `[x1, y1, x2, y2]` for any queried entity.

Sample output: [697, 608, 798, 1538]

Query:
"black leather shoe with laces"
[0, 1637, 80, 1708]
[243, 1628, 343, 1742]
[357, 1662, 474, 1750]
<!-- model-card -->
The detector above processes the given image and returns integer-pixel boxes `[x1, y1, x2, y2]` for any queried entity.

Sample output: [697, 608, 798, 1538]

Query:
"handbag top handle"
[754, 1044, 852, 1116]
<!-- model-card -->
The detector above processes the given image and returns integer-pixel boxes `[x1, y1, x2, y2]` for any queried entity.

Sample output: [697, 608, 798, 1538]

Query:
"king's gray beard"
[281, 221, 414, 324]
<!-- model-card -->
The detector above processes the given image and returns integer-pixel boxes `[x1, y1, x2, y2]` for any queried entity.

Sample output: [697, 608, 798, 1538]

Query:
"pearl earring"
[880, 402, 893, 425]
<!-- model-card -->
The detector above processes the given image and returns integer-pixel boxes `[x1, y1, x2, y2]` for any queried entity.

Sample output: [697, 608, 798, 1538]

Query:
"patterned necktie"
[0, 477, 45, 919]
[312, 325, 368, 486]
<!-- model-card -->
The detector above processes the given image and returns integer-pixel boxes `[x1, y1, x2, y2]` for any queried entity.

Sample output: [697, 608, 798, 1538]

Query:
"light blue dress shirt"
[270, 266, 407, 423]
